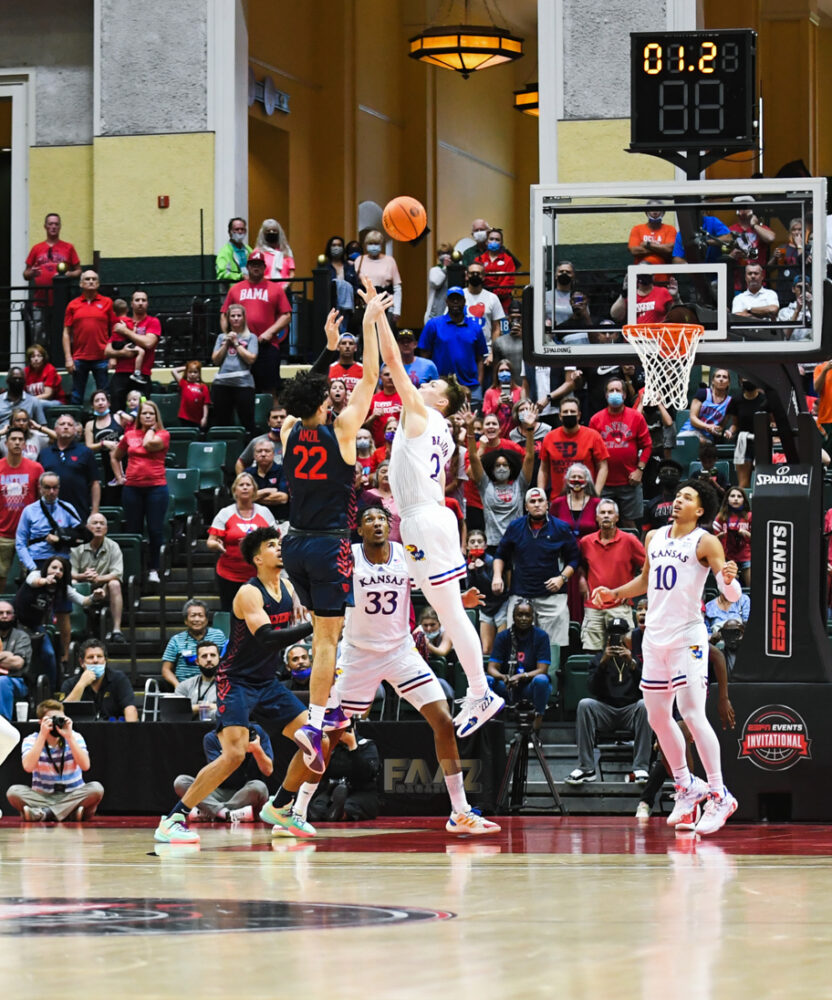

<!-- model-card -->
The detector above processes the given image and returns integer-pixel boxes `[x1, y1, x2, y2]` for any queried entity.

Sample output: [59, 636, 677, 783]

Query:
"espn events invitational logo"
[766, 519, 792, 657]
[738, 704, 812, 772]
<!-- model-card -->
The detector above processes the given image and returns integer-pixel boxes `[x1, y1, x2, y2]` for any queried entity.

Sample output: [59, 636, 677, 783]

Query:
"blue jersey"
[284, 421, 355, 533]
[218, 577, 294, 685]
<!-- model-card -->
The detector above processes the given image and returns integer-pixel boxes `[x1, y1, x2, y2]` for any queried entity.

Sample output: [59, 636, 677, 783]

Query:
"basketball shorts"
[335, 636, 446, 716]
[640, 625, 709, 693]
[216, 677, 306, 731]
[399, 504, 466, 589]
[281, 533, 354, 615]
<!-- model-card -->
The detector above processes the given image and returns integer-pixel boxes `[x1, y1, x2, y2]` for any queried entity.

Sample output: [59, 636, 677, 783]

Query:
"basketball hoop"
[622, 323, 704, 410]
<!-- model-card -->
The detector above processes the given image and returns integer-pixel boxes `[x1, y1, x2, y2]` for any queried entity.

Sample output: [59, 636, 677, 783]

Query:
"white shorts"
[335, 636, 447, 716]
[640, 625, 709, 693]
[399, 504, 466, 589]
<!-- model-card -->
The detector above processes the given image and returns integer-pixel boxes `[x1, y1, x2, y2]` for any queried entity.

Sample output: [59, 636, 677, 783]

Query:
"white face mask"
[493, 466, 511, 482]
[366, 244, 381, 256]
[473, 229, 487, 243]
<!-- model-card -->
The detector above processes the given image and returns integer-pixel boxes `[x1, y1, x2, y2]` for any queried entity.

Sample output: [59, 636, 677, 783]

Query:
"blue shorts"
[281, 534, 354, 616]
[216, 677, 305, 731]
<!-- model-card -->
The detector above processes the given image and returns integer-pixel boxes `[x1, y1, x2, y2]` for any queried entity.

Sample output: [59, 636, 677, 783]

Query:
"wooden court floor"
[1, 815, 831, 1000]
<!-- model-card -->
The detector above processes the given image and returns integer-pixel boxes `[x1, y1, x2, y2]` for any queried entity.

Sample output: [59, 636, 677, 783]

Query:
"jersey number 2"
[292, 445, 327, 480]
[654, 565, 678, 591]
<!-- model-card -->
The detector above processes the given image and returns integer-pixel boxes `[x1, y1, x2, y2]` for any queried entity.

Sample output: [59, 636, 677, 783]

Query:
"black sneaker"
[566, 768, 597, 785]
[106, 630, 126, 644]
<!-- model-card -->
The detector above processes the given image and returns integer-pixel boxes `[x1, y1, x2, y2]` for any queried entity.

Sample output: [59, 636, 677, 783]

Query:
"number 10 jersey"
[645, 524, 710, 647]
[344, 542, 412, 651]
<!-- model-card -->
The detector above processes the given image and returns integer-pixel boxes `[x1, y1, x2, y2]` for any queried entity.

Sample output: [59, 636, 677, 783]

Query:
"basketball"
[382, 196, 427, 242]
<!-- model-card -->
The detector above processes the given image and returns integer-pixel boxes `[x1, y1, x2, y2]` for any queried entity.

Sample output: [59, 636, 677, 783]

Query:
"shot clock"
[630, 30, 757, 151]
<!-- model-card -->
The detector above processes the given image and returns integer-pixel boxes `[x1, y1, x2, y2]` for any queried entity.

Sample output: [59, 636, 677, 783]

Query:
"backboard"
[525, 176, 828, 369]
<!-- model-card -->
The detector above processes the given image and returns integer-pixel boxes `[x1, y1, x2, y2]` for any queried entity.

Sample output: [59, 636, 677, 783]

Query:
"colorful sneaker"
[454, 689, 505, 738]
[323, 704, 350, 731]
[228, 805, 254, 823]
[666, 776, 709, 828]
[566, 768, 597, 785]
[294, 724, 325, 774]
[695, 789, 738, 836]
[446, 808, 501, 835]
[154, 812, 200, 845]
[259, 800, 316, 839]
[635, 802, 651, 820]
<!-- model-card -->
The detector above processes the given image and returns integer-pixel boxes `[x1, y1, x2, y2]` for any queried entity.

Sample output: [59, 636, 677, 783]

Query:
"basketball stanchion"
[622, 323, 704, 409]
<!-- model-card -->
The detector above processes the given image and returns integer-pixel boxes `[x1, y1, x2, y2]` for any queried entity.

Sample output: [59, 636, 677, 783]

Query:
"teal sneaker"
[154, 812, 200, 845]
[259, 799, 317, 839]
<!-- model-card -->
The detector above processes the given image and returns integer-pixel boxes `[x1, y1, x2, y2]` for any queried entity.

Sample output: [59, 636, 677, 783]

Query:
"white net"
[622, 324, 704, 410]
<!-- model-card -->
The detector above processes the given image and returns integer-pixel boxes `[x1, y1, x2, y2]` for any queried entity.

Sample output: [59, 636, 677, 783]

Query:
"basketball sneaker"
[635, 802, 651, 820]
[154, 813, 200, 845]
[454, 689, 505, 738]
[228, 805, 254, 823]
[294, 724, 325, 774]
[323, 704, 350, 731]
[259, 800, 316, 839]
[695, 788, 738, 836]
[666, 776, 709, 828]
[445, 808, 501, 835]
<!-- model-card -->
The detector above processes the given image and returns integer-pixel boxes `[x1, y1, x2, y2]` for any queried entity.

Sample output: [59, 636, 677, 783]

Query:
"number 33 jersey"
[344, 542, 412, 650]
[645, 524, 710, 647]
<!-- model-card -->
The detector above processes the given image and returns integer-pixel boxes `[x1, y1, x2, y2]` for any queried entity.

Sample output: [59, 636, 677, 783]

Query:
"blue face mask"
[487, 241, 500, 252]
[607, 391, 624, 407]
[97, 409, 110, 417]
[89, 663, 106, 679]
[366, 244, 381, 256]
[292, 666, 312, 680]
[348, 251, 360, 261]
[384, 430, 396, 443]
[497, 371, 512, 385]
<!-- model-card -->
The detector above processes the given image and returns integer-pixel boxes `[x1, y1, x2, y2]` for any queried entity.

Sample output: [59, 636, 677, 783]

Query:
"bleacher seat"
[253, 393, 274, 430]
[166, 468, 200, 518]
[187, 440, 227, 492]
[155, 393, 182, 427]
[688, 459, 730, 482]
[560, 653, 594, 716]
[207, 426, 248, 475]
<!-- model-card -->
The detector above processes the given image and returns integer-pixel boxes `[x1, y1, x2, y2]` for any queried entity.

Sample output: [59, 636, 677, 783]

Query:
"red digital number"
[293, 445, 327, 480]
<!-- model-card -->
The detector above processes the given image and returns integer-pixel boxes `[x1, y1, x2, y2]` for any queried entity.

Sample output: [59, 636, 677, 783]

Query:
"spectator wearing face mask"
[642, 458, 683, 531]
[61, 637, 138, 721]
[492, 300, 524, 385]
[216, 217, 252, 284]
[708, 616, 745, 673]
[482, 361, 523, 437]
[474, 227, 518, 313]
[323, 235, 358, 331]
[366, 365, 402, 448]
[463, 263, 505, 356]
[253, 218, 295, 284]
[461, 218, 491, 268]
[425, 242, 453, 322]
[0, 366, 47, 427]
[355, 429, 375, 491]
[174, 640, 221, 718]
[281, 643, 312, 694]
[418, 288, 488, 407]
[355, 230, 402, 323]
[539, 396, 608, 499]
[627, 201, 677, 282]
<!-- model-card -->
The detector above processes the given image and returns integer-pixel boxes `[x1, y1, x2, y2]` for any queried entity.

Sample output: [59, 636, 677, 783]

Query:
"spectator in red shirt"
[589, 376, 652, 530]
[104, 289, 162, 410]
[62, 271, 116, 405]
[0, 428, 43, 591]
[475, 227, 516, 312]
[366, 364, 402, 447]
[328, 332, 363, 394]
[111, 400, 170, 582]
[577, 498, 646, 650]
[610, 273, 679, 326]
[482, 359, 523, 436]
[24, 344, 65, 409]
[23, 213, 82, 332]
[172, 361, 211, 431]
[538, 396, 609, 498]
[221, 250, 291, 396]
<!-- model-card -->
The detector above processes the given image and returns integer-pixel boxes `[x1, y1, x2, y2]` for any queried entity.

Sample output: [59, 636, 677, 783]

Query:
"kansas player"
[592, 479, 740, 835]
[155, 527, 321, 845]
[374, 303, 503, 738]
[279, 280, 385, 770]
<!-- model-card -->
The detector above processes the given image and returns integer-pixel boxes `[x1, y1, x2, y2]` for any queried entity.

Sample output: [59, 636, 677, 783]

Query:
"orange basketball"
[382, 196, 427, 242]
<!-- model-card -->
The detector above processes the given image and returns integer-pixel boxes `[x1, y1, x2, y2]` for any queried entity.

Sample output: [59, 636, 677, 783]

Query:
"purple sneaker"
[323, 704, 350, 731]
[294, 724, 325, 774]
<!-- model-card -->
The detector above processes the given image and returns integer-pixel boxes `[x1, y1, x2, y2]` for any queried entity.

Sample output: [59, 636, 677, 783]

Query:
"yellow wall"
[91, 133, 214, 259]
[28, 144, 94, 262]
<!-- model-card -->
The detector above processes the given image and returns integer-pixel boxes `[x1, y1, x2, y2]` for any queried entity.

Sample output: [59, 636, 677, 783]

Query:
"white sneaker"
[454, 689, 505, 738]
[633, 769, 650, 783]
[635, 802, 651, 820]
[666, 776, 709, 828]
[228, 805, 254, 823]
[147, 570, 160, 584]
[695, 789, 738, 836]
[445, 808, 501, 835]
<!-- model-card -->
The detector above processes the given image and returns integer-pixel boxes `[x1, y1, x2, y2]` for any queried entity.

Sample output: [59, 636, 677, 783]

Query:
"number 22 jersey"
[283, 421, 355, 532]
[344, 542, 412, 651]
[645, 524, 710, 647]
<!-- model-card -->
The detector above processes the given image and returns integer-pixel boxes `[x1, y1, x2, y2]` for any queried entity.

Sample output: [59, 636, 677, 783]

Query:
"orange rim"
[622, 323, 704, 360]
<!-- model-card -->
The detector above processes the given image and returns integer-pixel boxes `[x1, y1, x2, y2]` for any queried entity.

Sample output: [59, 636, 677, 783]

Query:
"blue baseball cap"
[446, 286, 465, 298]
[793, 274, 811, 285]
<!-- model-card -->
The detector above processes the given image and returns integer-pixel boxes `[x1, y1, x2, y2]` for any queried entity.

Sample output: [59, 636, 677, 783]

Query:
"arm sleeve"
[310, 346, 340, 375]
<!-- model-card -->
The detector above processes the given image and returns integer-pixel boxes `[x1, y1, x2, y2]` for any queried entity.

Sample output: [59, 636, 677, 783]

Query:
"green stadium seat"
[688, 460, 730, 482]
[187, 440, 227, 492]
[45, 405, 84, 428]
[212, 611, 231, 637]
[99, 506, 125, 532]
[155, 393, 182, 427]
[671, 434, 700, 469]
[166, 468, 200, 518]
[560, 654, 594, 715]
[207, 426, 248, 475]
[253, 393, 274, 430]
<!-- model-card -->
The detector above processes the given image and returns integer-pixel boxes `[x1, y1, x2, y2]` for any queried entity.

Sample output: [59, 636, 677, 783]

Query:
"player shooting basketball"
[592, 478, 740, 835]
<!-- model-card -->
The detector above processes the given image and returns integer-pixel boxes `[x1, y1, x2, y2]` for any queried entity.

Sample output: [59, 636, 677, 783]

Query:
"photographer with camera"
[567, 617, 652, 784]
[60, 638, 138, 722]
[487, 599, 552, 733]
[6, 698, 104, 821]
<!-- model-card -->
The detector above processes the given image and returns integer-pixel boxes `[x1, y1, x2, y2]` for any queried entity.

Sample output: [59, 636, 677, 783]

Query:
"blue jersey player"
[278, 280, 388, 768]
[155, 526, 325, 845]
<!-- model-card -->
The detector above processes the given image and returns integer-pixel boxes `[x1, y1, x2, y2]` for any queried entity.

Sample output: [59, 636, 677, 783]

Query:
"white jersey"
[388, 406, 453, 513]
[645, 525, 711, 647]
[343, 542, 412, 650]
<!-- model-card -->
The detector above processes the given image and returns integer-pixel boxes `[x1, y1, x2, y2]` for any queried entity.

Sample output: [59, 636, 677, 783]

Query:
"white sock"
[0, 716, 20, 766]
[294, 782, 317, 820]
[421, 580, 487, 697]
[444, 771, 468, 813]
[308, 704, 325, 730]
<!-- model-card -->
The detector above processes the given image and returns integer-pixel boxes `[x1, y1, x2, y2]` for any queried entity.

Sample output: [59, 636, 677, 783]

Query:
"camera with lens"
[507, 698, 536, 729]
[50, 715, 68, 736]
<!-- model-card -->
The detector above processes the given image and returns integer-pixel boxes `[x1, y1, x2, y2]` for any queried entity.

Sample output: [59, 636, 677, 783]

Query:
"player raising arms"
[278, 279, 384, 770]
[374, 302, 503, 737]
[592, 478, 740, 835]
[155, 526, 321, 845]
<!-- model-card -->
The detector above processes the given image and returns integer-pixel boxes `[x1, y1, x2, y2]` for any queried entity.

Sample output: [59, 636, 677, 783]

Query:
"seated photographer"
[708, 616, 745, 674]
[174, 640, 220, 719]
[308, 722, 380, 822]
[60, 637, 138, 721]
[174, 722, 273, 823]
[0, 601, 32, 721]
[486, 600, 552, 733]
[567, 618, 651, 784]
[6, 698, 104, 822]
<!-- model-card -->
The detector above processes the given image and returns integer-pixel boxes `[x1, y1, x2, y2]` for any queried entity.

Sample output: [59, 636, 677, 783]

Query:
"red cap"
[248, 250, 266, 263]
